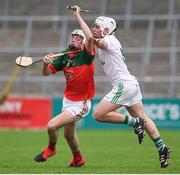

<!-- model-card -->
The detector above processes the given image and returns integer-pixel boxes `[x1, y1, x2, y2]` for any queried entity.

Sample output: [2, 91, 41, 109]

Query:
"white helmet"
[94, 16, 117, 37]
[68, 29, 86, 50]
[70, 29, 86, 44]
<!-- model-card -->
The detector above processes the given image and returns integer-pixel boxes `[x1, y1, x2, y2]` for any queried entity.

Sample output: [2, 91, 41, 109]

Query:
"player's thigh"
[104, 84, 142, 106]
[62, 97, 91, 122]
[94, 99, 122, 117]
[126, 101, 146, 119]
[48, 110, 74, 129]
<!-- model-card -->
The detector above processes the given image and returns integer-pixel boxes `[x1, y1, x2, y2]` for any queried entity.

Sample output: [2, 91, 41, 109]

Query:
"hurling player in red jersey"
[34, 27, 95, 167]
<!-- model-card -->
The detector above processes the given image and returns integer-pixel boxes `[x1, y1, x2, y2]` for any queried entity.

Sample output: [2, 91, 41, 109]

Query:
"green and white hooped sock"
[124, 115, 138, 127]
[153, 137, 165, 152]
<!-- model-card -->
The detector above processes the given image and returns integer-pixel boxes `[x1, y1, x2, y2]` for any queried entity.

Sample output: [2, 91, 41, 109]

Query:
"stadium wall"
[0, 97, 51, 129]
[0, 97, 179, 129]
[53, 97, 180, 129]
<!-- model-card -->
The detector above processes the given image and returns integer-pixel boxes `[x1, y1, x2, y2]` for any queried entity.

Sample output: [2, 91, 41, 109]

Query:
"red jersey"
[49, 45, 95, 101]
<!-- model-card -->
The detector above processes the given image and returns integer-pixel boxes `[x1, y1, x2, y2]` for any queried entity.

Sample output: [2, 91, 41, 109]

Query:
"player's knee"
[47, 121, 57, 132]
[93, 111, 103, 122]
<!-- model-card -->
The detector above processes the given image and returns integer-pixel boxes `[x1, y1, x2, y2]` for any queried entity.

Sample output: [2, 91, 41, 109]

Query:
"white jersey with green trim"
[98, 35, 139, 86]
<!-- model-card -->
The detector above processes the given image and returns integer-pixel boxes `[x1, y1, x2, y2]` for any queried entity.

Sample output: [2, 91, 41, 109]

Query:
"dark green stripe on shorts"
[111, 84, 124, 104]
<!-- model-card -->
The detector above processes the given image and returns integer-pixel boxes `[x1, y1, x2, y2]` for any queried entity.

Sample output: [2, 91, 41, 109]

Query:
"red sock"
[73, 151, 82, 161]
[48, 142, 56, 151]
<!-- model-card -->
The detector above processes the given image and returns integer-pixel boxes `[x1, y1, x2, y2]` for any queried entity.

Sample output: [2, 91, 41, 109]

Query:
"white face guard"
[94, 16, 117, 37]
[68, 29, 86, 50]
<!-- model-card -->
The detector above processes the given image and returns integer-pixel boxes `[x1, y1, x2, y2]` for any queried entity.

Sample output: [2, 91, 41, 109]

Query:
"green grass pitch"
[0, 129, 179, 174]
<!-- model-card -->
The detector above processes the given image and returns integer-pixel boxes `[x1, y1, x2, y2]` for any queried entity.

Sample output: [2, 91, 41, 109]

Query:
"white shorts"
[62, 97, 91, 122]
[103, 83, 142, 106]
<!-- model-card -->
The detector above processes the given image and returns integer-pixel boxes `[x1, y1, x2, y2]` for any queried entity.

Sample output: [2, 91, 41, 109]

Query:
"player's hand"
[92, 37, 107, 49]
[72, 5, 81, 16]
[43, 53, 53, 64]
[92, 38, 101, 44]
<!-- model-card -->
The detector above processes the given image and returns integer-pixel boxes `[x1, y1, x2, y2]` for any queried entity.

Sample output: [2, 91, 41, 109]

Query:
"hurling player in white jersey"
[72, 6, 171, 168]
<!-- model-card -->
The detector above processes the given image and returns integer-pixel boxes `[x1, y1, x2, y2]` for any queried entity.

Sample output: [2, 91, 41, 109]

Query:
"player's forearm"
[75, 14, 93, 41]
[42, 63, 51, 76]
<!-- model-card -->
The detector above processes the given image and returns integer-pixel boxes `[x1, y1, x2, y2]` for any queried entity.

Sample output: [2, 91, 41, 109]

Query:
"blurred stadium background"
[0, 0, 180, 129]
[0, 0, 180, 173]
[0, 0, 180, 97]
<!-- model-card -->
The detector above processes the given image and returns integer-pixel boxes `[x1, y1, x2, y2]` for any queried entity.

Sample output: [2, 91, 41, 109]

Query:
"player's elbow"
[42, 67, 52, 76]
[42, 71, 50, 76]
